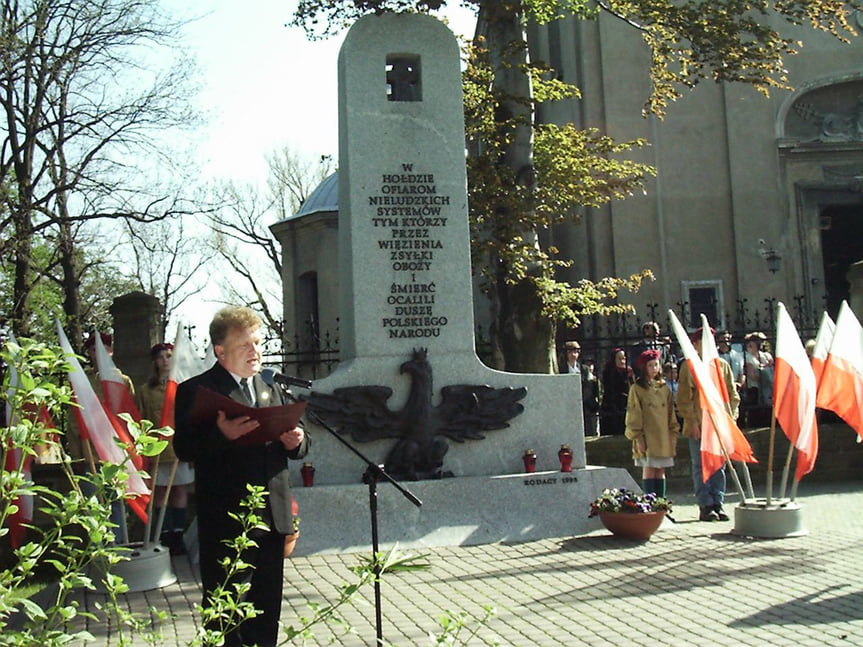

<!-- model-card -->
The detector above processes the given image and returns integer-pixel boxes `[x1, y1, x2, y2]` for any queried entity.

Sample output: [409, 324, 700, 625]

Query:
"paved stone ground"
[71, 480, 863, 646]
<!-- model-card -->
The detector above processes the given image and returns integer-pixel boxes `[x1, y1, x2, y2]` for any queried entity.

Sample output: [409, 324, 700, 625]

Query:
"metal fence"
[560, 295, 822, 368]
[263, 293, 824, 381]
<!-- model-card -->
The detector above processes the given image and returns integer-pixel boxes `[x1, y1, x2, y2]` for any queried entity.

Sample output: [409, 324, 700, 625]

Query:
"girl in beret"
[625, 349, 680, 499]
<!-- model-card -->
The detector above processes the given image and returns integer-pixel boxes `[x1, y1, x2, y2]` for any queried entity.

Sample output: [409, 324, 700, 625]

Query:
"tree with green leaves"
[0, 0, 201, 343]
[293, 0, 858, 372]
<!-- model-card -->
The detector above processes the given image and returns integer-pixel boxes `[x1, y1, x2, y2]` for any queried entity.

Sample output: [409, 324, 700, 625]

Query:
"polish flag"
[160, 321, 205, 428]
[815, 301, 863, 440]
[773, 302, 819, 480]
[92, 333, 144, 471]
[93, 333, 141, 422]
[700, 315, 756, 476]
[669, 311, 756, 482]
[57, 322, 150, 523]
[810, 312, 835, 387]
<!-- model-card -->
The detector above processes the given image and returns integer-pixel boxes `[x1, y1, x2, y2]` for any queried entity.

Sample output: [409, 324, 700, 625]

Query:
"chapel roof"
[291, 171, 339, 219]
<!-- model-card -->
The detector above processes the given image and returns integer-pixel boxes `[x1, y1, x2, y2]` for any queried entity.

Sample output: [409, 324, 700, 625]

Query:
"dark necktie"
[239, 377, 254, 406]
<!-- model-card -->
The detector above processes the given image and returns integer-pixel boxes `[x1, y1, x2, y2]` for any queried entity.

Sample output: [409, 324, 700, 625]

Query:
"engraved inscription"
[369, 164, 452, 339]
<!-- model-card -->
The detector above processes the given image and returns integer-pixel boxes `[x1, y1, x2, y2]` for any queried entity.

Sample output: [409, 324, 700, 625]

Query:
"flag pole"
[153, 460, 178, 545]
[143, 453, 161, 549]
[702, 406, 748, 504]
[766, 410, 778, 506]
[739, 459, 756, 501]
[778, 440, 794, 501]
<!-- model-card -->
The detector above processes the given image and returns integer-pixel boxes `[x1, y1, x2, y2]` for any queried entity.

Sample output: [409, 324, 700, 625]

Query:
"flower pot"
[598, 511, 665, 541]
[283, 532, 299, 558]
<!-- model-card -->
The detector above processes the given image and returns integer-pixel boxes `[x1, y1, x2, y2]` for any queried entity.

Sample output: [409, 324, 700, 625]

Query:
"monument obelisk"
[292, 13, 637, 554]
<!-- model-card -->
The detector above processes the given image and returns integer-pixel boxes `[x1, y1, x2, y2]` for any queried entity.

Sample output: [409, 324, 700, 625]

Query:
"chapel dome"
[292, 171, 339, 219]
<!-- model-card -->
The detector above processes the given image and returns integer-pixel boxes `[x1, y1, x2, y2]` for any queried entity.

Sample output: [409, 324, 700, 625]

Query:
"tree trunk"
[58, 218, 83, 350]
[12, 209, 33, 338]
[480, 3, 555, 373]
[496, 273, 556, 373]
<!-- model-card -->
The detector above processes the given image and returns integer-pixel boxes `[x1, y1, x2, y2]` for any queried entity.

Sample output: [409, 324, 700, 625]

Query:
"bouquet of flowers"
[588, 487, 672, 517]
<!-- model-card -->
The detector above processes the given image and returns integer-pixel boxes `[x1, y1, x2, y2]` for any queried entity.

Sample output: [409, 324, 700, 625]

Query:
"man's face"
[718, 334, 731, 350]
[216, 325, 262, 378]
[567, 348, 580, 363]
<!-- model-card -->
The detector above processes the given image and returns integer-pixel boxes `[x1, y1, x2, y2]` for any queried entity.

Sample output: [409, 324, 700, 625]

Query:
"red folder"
[188, 386, 306, 446]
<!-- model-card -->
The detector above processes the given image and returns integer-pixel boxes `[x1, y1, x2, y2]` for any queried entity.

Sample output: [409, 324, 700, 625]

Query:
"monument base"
[91, 543, 177, 593]
[292, 465, 638, 555]
[730, 499, 808, 538]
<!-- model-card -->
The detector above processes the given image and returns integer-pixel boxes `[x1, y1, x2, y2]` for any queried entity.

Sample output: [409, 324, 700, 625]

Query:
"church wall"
[530, 9, 863, 332]
[271, 212, 340, 346]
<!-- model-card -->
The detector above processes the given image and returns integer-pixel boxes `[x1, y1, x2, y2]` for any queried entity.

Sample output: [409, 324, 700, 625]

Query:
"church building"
[271, 10, 863, 356]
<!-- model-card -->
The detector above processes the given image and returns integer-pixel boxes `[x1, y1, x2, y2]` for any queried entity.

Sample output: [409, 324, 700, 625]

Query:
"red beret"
[85, 331, 113, 348]
[636, 349, 661, 369]
[150, 342, 174, 358]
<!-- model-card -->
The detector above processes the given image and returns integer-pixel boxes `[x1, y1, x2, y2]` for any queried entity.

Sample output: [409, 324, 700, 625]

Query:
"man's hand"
[216, 410, 259, 440]
[279, 426, 304, 451]
[689, 423, 701, 440]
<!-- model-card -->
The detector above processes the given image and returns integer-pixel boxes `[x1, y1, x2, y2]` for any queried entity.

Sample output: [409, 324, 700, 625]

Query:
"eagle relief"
[306, 348, 528, 480]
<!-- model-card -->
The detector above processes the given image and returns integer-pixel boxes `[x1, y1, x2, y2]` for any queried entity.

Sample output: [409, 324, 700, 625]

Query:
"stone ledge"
[291, 465, 638, 555]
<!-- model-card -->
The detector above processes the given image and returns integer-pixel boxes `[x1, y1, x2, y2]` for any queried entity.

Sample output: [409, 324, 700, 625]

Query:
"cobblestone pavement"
[73, 481, 863, 646]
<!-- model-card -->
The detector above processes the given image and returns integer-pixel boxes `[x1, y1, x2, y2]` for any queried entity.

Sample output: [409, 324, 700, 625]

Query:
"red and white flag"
[810, 311, 835, 387]
[57, 322, 150, 523]
[774, 302, 819, 480]
[92, 333, 145, 471]
[699, 315, 757, 479]
[93, 333, 141, 422]
[816, 301, 863, 440]
[669, 311, 756, 482]
[160, 321, 205, 428]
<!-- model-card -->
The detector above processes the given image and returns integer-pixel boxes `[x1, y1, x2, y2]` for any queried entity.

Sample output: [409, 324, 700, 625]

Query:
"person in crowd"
[632, 321, 672, 365]
[581, 357, 600, 437]
[625, 350, 680, 499]
[677, 327, 740, 522]
[174, 306, 309, 647]
[716, 330, 745, 395]
[562, 340, 600, 436]
[743, 331, 774, 427]
[136, 342, 193, 555]
[600, 348, 633, 436]
[663, 361, 678, 401]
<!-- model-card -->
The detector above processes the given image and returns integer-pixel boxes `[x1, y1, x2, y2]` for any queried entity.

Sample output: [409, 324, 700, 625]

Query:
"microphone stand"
[271, 380, 422, 647]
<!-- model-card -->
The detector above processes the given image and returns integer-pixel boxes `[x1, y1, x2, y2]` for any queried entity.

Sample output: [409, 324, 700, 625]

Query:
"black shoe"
[167, 531, 186, 556]
[699, 506, 719, 522]
[713, 505, 730, 521]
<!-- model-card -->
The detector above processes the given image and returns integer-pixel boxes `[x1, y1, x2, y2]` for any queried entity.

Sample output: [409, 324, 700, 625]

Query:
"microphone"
[260, 367, 312, 390]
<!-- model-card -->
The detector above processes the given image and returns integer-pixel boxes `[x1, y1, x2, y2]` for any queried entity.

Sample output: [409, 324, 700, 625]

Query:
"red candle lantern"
[558, 444, 573, 472]
[300, 462, 315, 487]
[522, 449, 537, 473]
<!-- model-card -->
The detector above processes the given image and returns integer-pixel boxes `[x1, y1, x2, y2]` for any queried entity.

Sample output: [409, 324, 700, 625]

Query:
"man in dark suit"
[175, 306, 309, 647]
[562, 340, 600, 436]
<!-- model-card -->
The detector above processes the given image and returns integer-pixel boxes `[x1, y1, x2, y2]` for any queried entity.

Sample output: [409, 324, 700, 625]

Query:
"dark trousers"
[199, 524, 286, 647]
